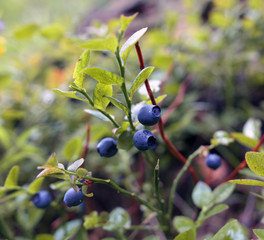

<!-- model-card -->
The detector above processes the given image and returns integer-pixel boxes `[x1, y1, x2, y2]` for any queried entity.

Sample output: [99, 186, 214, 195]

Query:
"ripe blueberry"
[206, 153, 221, 170]
[97, 137, 118, 158]
[133, 129, 157, 151]
[63, 187, 84, 207]
[138, 105, 161, 126]
[32, 190, 52, 209]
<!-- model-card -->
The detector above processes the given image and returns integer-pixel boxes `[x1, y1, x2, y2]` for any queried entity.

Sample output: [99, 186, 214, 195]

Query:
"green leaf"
[54, 219, 82, 240]
[103, 207, 131, 233]
[253, 229, 264, 239]
[105, 96, 129, 115]
[53, 89, 89, 103]
[146, 94, 167, 105]
[115, 122, 130, 136]
[73, 50, 90, 88]
[93, 83, 112, 110]
[117, 131, 133, 150]
[79, 34, 118, 53]
[211, 182, 235, 204]
[229, 179, 264, 187]
[231, 133, 259, 149]
[128, 66, 155, 98]
[0, 125, 11, 149]
[83, 211, 99, 230]
[40, 24, 64, 39]
[239, 168, 264, 181]
[174, 227, 196, 240]
[212, 219, 249, 240]
[197, 204, 228, 224]
[245, 152, 264, 177]
[83, 67, 123, 86]
[0, 187, 5, 198]
[68, 158, 84, 172]
[14, 23, 39, 39]
[63, 137, 82, 161]
[84, 109, 112, 122]
[242, 118, 262, 140]
[192, 181, 212, 208]
[35, 234, 55, 240]
[120, 27, 148, 66]
[250, 192, 264, 200]
[76, 168, 89, 177]
[28, 177, 45, 194]
[211, 131, 234, 146]
[173, 216, 195, 233]
[4, 165, 19, 189]
[120, 13, 138, 32]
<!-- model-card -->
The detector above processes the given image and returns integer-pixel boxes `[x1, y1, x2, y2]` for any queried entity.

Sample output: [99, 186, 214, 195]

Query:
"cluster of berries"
[97, 104, 161, 157]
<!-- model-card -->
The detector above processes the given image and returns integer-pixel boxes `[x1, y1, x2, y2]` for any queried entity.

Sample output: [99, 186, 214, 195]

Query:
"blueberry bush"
[0, 0, 264, 239]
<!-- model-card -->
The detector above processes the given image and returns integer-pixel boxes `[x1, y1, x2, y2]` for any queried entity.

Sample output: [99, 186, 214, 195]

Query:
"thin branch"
[224, 134, 264, 182]
[134, 42, 198, 183]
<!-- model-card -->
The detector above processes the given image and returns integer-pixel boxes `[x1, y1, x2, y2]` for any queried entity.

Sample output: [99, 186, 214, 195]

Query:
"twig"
[224, 134, 264, 182]
[134, 42, 198, 183]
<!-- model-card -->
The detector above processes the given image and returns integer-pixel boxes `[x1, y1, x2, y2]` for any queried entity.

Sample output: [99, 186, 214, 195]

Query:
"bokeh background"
[0, 0, 264, 239]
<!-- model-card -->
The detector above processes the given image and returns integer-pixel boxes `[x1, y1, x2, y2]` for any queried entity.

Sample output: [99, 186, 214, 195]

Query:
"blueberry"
[63, 188, 84, 207]
[138, 105, 161, 126]
[32, 190, 52, 209]
[206, 153, 221, 170]
[133, 129, 157, 151]
[97, 137, 118, 158]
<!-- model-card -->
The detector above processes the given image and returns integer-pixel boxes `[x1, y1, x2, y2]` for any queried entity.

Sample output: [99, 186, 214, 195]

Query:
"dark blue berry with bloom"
[32, 190, 52, 209]
[133, 129, 157, 151]
[138, 105, 161, 126]
[206, 153, 221, 170]
[97, 137, 118, 158]
[63, 188, 84, 207]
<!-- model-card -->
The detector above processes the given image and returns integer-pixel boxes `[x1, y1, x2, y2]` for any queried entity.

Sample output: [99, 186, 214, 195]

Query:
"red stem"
[224, 134, 264, 182]
[135, 42, 198, 183]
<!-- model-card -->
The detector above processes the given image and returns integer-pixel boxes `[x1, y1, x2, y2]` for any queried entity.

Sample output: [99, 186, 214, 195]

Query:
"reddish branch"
[135, 42, 198, 183]
[162, 75, 193, 125]
[224, 134, 264, 182]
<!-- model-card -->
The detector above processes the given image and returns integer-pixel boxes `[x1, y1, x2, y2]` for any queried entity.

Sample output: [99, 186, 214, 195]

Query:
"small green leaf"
[0, 187, 5, 198]
[120, 27, 148, 66]
[73, 50, 90, 88]
[115, 122, 130, 136]
[63, 137, 83, 161]
[79, 34, 118, 53]
[83, 211, 99, 230]
[117, 131, 133, 150]
[212, 219, 249, 240]
[4, 166, 19, 189]
[192, 181, 212, 209]
[229, 179, 264, 187]
[197, 204, 228, 224]
[211, 131, 234, 146]
[173, 216, 195, 233]
[242, 118, 262, 140]
[174, 227, 196, 240]
[35, 234, 55, 240]
[54, 219, 82, 240]
[211, 182, 235, 204]
[76, 168, 89, 177]
[105, 96, 129, 115]
[128, 66, 155, 98]
[246, 152, 264, 177]
[83, 67, 123, 86]
[84, 109, 112, 122]
[53, 89, 89, 103]
[93, 83, 112, 110]
[211, 220, 237, 240]
[120, 13, 138, 32]
[0, 125, 11, 149]
[103, 207, 131, 233]
[253, 229, 264, 239]
[146, 94, 167, 105]
[14, 23, 39, 39]
[40, 24, 64, 39]
[231, 133, 259, 149]
[46, 153, 58, 168]
[28, 177, 45, 194]
[68, 159, 84, 172]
